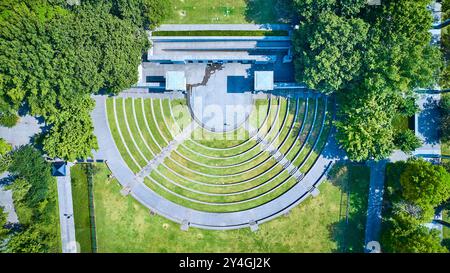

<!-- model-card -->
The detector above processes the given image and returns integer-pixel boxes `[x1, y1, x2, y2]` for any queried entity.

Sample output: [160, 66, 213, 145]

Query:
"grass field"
[93, 163, 369, 253]
[71, 164, 93, 253]
[152, 30, 289, 36]
[443, 210, 450, 240]
[165, 0, 283, 24]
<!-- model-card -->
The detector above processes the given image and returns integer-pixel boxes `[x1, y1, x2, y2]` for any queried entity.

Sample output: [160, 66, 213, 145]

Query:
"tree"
[4, 145, 59, 252]
[365, 0, 442, 94]
[394, 130, 422, 154]
[109, 0, 171, 29]
[5, 227, 47, 253]
[0, 0, 150, 160]
[0, 207, 7, 241]
[8, 146, 53, 208]
[398, 97, 420, 117]
[335, 90, 395, 161]
[294, 0, 366, 20]
[441, 1, 450, 89]
[42, 95, 98, 161]
[440, 95, 450, 145]
[382, 210, 448, 253]
[311, 0, 443, 161]
[293, 11, 368, 93]
[400, 158, 450, 210]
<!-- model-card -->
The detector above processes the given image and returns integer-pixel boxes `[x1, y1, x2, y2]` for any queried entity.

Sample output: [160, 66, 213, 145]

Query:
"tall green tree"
[5, 145, 59, 253]
[0, 138, 11, 156]
[0, 0, 150, 160]
[8, 146, 53, 208]
[440, 95, 450, 145]
[5, 226, 48, 253]
[42, 96, 98, 161]
[394, 130, 422, 154]
[324, 0, 443, 161]
[294, 0, 366, 20]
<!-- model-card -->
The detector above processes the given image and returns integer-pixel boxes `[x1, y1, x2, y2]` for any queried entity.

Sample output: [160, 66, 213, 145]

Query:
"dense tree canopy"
[8, 146, 54, 208]
[0, 138, 11, 156]
[335, 90, 395, 161]
[440, 95, 450, 146]
[381, 160, 450, 253]
[382, 208, 448, 253]
[293, 0, 443, 161]
[294, 0, 366, 20]
[293, 11, 368, 93]
[0, 0, 162, 161]
[109, 0, 171, 29]
[393, 130, 422, 154]
[1, 145, 59, 252]
[0, 207, 7, 242]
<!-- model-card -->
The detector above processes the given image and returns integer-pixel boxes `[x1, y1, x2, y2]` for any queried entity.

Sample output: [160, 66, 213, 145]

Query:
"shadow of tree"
[244, 0, 297, 24]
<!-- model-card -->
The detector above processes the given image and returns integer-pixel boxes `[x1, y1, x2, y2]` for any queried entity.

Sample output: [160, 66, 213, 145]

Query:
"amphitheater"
[91, 25, 340, 230]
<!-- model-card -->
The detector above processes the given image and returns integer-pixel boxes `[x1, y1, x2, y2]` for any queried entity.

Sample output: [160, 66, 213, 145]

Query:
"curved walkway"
[92, 95, 341, 230]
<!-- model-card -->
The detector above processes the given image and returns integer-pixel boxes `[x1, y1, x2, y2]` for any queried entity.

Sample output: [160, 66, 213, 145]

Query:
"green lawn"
[71, 164, 93, 253]
[164, 0, 287, 24]
[327, 163, 371, 252]
[93, 163, 369, 252]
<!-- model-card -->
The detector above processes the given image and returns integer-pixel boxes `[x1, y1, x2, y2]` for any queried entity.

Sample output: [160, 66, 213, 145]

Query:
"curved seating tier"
[106, 94, 332, 213]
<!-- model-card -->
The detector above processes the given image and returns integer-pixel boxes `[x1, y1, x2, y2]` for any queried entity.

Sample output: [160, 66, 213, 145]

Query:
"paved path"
[415, 93, 441, 156]
[92, 95, 341, 230]
[0, 115, 42, 148]
[56, 163, 77, 253]
[155, 24, 292, 32]
[364, 160, 387, 253]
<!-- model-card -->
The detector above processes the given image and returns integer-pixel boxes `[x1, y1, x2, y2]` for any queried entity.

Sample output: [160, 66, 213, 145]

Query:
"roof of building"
[165, 71, 186, 91]
[254, 71, 274, 91]
[51, 162, 66, 177]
